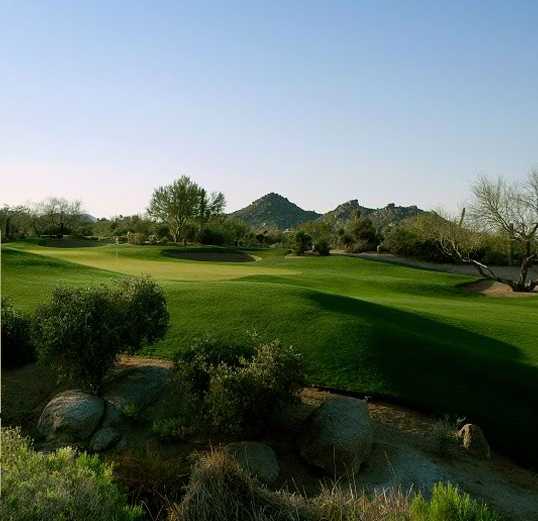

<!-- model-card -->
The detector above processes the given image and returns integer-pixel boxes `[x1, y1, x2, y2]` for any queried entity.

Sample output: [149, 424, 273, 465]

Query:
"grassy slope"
[2, 242, 538, 464]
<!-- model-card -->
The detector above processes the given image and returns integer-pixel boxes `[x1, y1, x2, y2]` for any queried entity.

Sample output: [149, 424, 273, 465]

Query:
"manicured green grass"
[2, 241, 538, 464]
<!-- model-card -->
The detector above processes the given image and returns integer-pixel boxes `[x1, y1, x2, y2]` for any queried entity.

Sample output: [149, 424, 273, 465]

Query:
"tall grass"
[168, 450, 502, 521]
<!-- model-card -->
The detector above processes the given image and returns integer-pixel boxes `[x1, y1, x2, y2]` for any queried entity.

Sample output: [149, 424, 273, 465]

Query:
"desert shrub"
[110, 447, 191, 521]
[198, 226, 226, 245]
[431, 416, 457, 457]
[313, 238, 331, 256]
[1, 297, 35, 369]
[164, 337, 305, 437]
[312, 483, 412, 521]
[410, 482, 501, 521]
[168, 449, 310, 521]
[174, 337, 254, 395]
[33, 277, 169, 393]
[127, 231, 147, 245]
[0, 427, 142, 521]
[292, 230, 312, 255]
[168, 450, 501, 521]
[116, 277, 170, 353]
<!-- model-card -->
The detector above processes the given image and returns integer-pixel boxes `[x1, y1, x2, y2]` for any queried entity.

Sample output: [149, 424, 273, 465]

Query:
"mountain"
[230, 193, 424, 231]
[230, 193, 322, 230]
[320, 200, 424, 230]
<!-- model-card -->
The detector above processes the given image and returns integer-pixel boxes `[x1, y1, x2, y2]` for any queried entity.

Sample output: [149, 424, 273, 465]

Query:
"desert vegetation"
[2, 172, 537, 520]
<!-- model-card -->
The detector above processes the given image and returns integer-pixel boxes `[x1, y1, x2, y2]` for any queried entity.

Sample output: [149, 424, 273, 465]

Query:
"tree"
[434, 172, 538, 292]
[0, 205, 33, 240]
[148, 176, 225, 244]
[34, 197, 83, 237]
[197, 189, 226, 231]
[348, 211, 378, 252]
[292, 230, 312, 255]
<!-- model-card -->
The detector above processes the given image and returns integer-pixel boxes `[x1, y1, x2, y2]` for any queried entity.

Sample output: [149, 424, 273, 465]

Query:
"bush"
[198, 226, 226, 246]
[1, 297, 35, 369]
[168, 449, 310, 521]
[292, 230, 312, 255]
[110, 447, 190, 520]
[410, 482, 501, 521]
[164, 337, 305, 437]
[116, 277, 170, 353]
[168, 450, 501, 521]
[0, 427, 142, 521]
[33, 277, 169, 393]
[313, 238, 331, 256]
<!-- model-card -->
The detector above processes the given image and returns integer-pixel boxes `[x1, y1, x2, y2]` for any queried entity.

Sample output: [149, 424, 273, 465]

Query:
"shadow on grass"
[35, 238, 111, 248]
[304, 291, 538, 467]
[161, 247, 255, 263]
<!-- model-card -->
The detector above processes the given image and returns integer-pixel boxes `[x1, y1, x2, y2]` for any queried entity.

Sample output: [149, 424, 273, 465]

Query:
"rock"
[101, 365, 171, 428]
[458, 424, 491, 459]
[299, 396, 373, 476]
[224, 442, 280, 483]
[38, 390, 105, 443]
[89, 427, 121, 452]
[104, 365, 171, 411]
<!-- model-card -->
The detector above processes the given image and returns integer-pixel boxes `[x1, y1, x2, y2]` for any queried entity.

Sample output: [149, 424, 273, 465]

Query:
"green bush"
[1, 297, 35, 369]
[410, 482, 501, 521]
[293, 230, 312, 255]
[116, 277, 170, 353]
[198, 226, 226, 245]
[33, 277, 169, 393]
[0, 427, 142, 521]
[313, 238, 331, 256]
[166, 337, 305, 436]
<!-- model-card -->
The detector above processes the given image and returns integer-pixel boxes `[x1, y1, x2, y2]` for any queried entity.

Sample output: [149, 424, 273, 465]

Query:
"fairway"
[2, 241, 538, 464]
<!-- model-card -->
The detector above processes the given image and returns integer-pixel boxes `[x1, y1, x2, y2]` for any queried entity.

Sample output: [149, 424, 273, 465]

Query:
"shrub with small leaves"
[167, 336, 305, 436]
[1, 297, 35, 369]
[33, 277, 169, 393]
[410, 482, 501, 521]
[0, 427, 142, 521]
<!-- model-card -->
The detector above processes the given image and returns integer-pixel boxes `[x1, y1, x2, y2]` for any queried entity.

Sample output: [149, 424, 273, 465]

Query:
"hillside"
[231, 193, 424, 230]
[230, 193, 321, 229]
[321, 200, 424, 229]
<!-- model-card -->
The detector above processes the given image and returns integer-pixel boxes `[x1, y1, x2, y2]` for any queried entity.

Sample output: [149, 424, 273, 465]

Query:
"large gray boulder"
[89, 427, 121, 452]
[102, 365, 171, 428]
[224, 442, 280, 484]
[38, 390, 105, 443]
[299, 396, 373, 476]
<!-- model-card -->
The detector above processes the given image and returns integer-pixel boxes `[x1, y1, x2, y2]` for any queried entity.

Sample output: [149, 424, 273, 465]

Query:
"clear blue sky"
[2, 1, 537, 217]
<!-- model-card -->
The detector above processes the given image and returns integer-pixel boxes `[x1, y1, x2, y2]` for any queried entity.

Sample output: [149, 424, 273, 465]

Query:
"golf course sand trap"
[463, 279, 538, 297]
[162, 249, 256, 262]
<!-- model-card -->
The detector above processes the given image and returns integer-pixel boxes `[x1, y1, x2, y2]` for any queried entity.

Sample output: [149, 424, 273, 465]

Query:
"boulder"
[38, 390, 105, 443]
[102, 365, 171, 428]
[299, 396, 373, 476]
[458, 424, 491, 459]
[224, 442, 280, 484]
[90, 427, 121, 452]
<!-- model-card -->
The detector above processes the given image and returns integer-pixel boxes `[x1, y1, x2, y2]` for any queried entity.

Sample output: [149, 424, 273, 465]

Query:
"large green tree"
[148, 176, 225, 244]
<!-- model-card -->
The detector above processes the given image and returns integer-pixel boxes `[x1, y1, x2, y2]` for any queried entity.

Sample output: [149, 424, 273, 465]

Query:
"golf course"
[2, 239, 538, 465]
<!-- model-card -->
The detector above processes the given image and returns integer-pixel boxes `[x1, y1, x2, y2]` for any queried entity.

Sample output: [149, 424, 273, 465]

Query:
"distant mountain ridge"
[320, 199, 423, 230]
[230, 193, 424, 230]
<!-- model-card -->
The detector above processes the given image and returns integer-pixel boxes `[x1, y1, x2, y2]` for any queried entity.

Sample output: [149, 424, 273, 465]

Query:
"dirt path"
[295, 389, 538, 520]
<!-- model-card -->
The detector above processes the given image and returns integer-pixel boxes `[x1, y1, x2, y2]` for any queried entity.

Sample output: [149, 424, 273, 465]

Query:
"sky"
[1, 1, 537, 218]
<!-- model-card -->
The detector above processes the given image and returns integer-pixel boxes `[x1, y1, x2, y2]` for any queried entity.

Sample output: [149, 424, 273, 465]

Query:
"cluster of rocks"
[224, 396, 374, 484]
[38, 369, 491, 485]
[37, 365, 171, 452]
